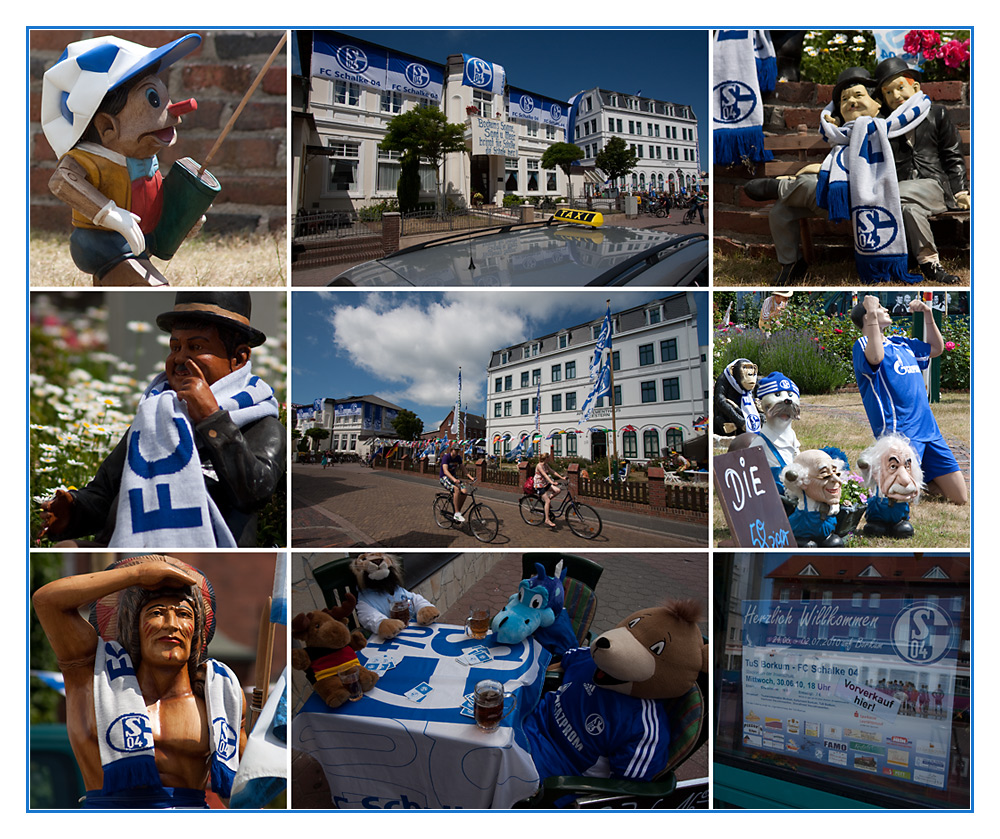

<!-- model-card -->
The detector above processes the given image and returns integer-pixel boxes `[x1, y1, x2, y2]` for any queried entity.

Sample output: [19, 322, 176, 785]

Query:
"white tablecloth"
[293, 623, 551, 809]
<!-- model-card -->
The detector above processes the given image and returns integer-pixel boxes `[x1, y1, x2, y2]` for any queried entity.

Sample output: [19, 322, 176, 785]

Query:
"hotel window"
[551, 393, 562, 412]
[613, 385, 622, 406]
[662, 377, 680, 401]
[546, 125, 556, 140]
[566, 434, 577, 456]
[660, 338, 677, 361]
[565, 360, 576, 379]
[494, 377, 502, 393]
[641, 381, 657, 403]
[473, 89, 493, 118]
[494, 403, 502, 417]
[565, 391, 577, 411]
[639, 343, 655, 366]
[520, 398, 529, 415]
[623, 430, 638, 459]
[552, 436, 562, 456]
[527, 159, 540, 191]
[612, 351, 620, 371]
[328, 142, 359, 192]
[505, 158, 518, 191]
[665, 427, 683, 451]
[379, 90, 402, 114]
[532, 369, 541, 385]
[525, 121, 539, 137]
[546, 167, 557, 191]
[642, 429, 659, 459]
[334, 80, 361, 106]
[647, 306, 661, 325]
[503, 401, 512, 417]
[551, 364, 561, 382]
[504, 375, 512, 390]
[521, 371, 529, 388]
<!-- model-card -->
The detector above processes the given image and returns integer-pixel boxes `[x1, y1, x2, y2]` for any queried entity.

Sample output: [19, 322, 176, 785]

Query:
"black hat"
[156, 291, 267, 347]
[874, 56, 921, 91]
[830, 66, 876, 121]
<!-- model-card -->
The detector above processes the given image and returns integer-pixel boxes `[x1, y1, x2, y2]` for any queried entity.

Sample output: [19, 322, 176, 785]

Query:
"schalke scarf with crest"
[815, 92, 931, 283]
[94, 642, 243, 799]
[713, 30, 776, 166]
[109, 362, 279, 548]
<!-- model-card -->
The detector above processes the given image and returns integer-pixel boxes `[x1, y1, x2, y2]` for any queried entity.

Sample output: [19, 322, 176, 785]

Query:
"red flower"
[944, 341, 955, 351]
[905, 29, 941, 55]
[941, 39, 970, 69]
[834, 327, 843, 333]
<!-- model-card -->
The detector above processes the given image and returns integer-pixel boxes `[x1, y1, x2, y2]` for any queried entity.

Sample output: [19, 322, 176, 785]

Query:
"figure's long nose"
[168, 98, 198, 117]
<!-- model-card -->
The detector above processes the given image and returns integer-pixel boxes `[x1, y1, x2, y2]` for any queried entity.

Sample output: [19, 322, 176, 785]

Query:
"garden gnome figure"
[41, 34, 207, 287]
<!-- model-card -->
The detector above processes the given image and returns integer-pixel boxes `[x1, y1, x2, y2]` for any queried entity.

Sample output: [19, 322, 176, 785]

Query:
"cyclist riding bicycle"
[440, 444, 475, 523]
[534, 452, 566, 529]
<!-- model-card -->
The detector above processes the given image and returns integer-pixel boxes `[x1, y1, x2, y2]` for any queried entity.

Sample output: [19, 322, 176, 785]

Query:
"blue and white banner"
[579, 358, 611, 425]
[872, 29, 922, 68]
[335, 401, 362, 418]
[312, 32, 443, 103]
[508, 87, 569, 128]
[590, 304, 612, 381]
[363, 403, 374, 429]
[461, 53, 506, 94]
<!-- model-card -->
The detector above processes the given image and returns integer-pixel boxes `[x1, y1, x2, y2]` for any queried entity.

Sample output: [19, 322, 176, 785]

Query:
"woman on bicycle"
[534, 452, 566, 529]
[440, 444, 474, 522]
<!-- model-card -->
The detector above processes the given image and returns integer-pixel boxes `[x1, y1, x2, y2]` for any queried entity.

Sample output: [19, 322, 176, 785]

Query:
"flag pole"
[607, 299, 620, 479]
[249, 595, 275, 733]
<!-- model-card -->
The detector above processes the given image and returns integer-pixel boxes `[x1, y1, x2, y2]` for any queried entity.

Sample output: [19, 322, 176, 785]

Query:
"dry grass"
[29, 230, 287, 287]
[713, 391, 971, 548]
[713, 247, 970, 287]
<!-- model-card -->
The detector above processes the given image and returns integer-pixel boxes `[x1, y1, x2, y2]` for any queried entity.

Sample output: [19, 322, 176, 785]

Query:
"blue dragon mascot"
[491, 561, 579, 657]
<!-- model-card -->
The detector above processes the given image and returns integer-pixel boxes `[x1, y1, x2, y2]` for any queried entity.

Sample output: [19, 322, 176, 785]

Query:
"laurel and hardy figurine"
[41, 33, 218, 286]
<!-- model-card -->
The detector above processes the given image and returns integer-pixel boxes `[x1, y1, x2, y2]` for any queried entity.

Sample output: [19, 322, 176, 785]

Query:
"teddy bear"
[291, 593, 379, 709]
[350, 553, 440, 639]
[857, 433, 923, 539]
[713, 359, 761, 437]
[522, 599, 707, 787]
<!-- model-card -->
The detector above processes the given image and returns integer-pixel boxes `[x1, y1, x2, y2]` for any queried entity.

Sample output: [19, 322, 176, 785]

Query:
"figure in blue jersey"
[851, 295, 967, 505]
[522, 600, 706, 795]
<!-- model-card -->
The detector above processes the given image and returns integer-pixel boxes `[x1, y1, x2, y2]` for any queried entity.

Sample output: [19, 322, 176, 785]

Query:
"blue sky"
[291, 290, 708, 424]
[336, 28, 709, 166]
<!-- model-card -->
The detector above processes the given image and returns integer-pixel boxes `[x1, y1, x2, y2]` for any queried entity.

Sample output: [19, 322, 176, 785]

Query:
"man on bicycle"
[440, 443, 475, 522]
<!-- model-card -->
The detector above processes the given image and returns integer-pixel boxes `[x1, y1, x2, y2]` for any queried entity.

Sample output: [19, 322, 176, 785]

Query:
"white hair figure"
[857, 434, 923, 504]
[783, 450, 846, 514]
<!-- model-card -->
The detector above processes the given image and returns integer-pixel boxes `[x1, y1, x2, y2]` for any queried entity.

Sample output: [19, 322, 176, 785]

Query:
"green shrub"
[800, 31, 877, 84]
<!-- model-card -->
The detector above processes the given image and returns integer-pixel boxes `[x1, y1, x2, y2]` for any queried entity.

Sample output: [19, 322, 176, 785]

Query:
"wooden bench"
[751, 125, 970, 263]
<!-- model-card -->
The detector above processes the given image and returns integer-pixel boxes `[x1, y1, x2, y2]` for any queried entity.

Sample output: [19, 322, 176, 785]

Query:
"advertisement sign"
[740, 597, 960, 791]
[335, 401, 363, 418]
[470, 117, 518, 157]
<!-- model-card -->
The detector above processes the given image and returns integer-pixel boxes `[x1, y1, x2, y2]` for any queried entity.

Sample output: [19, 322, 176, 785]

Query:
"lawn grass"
[29, 229, 287, 287]
[713, 391, 971, 548]
[713, 247, 970, 287]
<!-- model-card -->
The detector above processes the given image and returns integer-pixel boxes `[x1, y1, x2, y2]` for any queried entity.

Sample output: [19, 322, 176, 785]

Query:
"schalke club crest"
[714, 80, 757, 124]
[854, 205, 898, 253]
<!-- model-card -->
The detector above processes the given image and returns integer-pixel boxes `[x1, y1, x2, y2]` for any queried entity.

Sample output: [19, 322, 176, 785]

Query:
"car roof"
[330, 222, 708, 287]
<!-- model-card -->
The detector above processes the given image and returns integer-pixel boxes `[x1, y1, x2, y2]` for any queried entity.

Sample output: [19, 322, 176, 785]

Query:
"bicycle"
[519, 482, 602, 540]
[433, 479, 499, 543]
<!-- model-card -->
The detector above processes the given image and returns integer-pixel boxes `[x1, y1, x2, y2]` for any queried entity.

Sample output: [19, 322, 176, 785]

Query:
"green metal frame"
[713, 762, 882, 810]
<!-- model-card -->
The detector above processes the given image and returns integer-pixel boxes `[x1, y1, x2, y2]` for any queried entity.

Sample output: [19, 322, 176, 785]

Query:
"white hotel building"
[485, 294, 708, 464]
[292, 31, 702, 214]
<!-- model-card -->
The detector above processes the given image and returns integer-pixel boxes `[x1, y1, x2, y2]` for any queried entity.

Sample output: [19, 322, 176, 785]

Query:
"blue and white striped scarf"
[713, 30, 776, 166]
[816, 92, 931, 283]
[109, 362, 279, 548]
[95, 642, 243, 799]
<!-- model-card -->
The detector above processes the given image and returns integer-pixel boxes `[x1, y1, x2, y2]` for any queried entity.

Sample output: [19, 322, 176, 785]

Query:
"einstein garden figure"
[782, 449, 847, 548]
[40, 34, 217, 286]
[857, 433, 923, 539]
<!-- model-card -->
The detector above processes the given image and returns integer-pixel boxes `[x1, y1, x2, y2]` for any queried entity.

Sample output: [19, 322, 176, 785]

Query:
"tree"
[594, 137, 638, 189]
[305, 427, 330, 450]
[391, 408, 424, 441]
[396, 155, 421, 213]
[381, 106, 467, 215]
[540, 142, 584, 201]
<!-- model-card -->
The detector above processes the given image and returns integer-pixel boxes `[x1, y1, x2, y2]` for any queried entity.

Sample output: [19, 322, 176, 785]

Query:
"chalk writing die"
[714, 446, 797, 548]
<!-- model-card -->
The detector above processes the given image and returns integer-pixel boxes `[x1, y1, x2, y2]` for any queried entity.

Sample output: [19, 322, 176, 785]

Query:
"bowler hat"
[156, 291, 267, 347]
[874, 56, 922, 91]
[831, 66, 876, 116]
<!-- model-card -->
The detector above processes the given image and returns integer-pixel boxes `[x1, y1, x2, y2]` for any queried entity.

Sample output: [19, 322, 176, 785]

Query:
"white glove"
[954, 191, 971, 210]
[93, 200, 145, 256]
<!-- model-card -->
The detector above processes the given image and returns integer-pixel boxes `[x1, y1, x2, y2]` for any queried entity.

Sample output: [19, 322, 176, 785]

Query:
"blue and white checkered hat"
[756, 371, 800, 398]
[41, 33, 200, 158]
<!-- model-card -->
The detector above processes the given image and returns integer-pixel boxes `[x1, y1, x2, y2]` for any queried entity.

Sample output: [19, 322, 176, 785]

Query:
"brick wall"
[29, 29, 287, 236]
[714, 79, 970, 260]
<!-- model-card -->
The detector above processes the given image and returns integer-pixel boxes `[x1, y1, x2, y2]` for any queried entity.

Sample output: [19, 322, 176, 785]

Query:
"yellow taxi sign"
[552, 208, 604, 227]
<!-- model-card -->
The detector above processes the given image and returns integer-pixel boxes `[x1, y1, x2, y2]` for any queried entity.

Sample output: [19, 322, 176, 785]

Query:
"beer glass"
[473, 679, 516, 731]
[465, 604, 491, 639]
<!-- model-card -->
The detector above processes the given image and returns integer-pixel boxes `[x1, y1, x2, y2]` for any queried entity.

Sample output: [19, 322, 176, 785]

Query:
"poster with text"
[741, 598, 962, 791]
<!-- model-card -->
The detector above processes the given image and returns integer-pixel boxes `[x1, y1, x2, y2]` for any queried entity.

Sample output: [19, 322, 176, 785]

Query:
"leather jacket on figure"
[889, 103, 968, 209]
[62, 410, 286, 547]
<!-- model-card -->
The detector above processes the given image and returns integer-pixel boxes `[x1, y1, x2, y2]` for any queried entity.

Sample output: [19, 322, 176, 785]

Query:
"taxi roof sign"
[552, 208, 604, 227]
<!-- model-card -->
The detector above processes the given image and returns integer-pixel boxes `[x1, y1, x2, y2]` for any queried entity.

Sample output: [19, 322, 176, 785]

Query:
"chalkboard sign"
[714, 446, 797, 548]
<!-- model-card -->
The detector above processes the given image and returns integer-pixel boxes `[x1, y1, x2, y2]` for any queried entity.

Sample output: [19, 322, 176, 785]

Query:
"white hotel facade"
[485, 294, 708, 464]
[292, 31, 702, 214]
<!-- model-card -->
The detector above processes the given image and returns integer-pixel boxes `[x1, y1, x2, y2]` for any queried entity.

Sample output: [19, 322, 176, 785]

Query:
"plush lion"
[291, 593, 379, 708]
[350, 553, 440, 639]
[523, 599, 707, 785]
